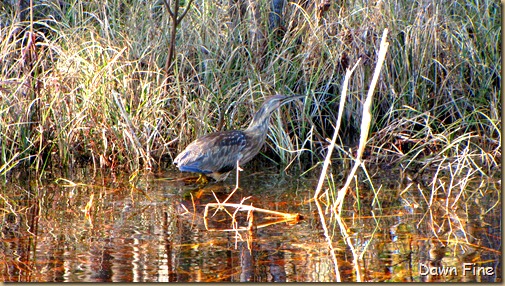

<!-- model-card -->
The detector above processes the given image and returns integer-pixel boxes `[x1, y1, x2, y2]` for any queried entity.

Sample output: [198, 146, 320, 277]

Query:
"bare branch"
[162, 0, 174, 18]
[176, 0, 194, 24]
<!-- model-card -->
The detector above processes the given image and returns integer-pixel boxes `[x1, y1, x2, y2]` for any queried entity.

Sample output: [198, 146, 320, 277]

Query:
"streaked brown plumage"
[173, 94, 304, 181]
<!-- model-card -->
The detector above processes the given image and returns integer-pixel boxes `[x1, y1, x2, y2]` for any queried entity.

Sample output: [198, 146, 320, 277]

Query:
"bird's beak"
[282, 94, 306, 105]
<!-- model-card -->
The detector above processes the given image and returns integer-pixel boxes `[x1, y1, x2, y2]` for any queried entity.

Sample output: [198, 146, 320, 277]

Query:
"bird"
[173, 94, 305, 183]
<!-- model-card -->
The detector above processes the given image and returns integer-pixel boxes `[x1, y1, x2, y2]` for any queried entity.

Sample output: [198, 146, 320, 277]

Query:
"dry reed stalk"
[333, 29, 390, 213]
[312, 28, 390, 282]
[311, 58, 361, 281]
[334, 29, 389, 280]
[313, 58, 361, 199]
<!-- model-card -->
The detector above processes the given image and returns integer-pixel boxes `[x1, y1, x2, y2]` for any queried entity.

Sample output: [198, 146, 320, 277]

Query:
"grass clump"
[0, 0, 500, 179]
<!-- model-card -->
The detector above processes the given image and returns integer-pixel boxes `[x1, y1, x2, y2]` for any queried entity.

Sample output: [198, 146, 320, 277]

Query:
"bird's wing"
[174, 131, 247, 174]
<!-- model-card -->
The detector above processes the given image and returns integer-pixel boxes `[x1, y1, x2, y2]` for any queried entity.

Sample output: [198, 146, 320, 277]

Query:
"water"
[0, 167, 501, 282]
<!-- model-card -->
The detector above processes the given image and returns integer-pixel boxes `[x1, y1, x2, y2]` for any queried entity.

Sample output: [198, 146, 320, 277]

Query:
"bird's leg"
[235, 159, 243, 189]
[195, 174, 209, 185]
[211, 160, 242, 217]
[220, 159, 242, 206]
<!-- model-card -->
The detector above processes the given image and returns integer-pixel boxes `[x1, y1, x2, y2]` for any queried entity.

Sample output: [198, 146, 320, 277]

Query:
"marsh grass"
[0, 0, 500, 183]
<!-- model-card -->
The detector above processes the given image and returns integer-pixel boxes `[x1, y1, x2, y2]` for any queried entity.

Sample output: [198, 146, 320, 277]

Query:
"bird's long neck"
[245, 104, 276, 136]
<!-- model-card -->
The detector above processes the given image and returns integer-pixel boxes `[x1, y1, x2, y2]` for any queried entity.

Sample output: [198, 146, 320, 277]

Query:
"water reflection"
[0, 168, 501, 282]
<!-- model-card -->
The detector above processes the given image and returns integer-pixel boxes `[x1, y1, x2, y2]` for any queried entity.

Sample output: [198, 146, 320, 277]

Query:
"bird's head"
[261, 94, 306, 113]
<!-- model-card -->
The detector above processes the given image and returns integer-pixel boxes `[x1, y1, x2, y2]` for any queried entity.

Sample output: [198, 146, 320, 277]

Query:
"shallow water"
[0, 168, 501, 282]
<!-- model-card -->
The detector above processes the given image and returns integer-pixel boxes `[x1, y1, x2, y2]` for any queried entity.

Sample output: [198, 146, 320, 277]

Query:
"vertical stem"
[313, 59, 361, 199]
[269, 0, 285, 31]
[333, 28, 389, 213]
[166, 0, 179, 74]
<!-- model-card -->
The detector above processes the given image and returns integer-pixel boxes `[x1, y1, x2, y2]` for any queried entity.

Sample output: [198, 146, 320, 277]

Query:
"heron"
[173, 94, 305, 185]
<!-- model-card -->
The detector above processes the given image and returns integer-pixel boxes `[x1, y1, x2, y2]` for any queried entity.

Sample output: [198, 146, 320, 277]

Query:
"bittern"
[174, 94, 305, 183]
